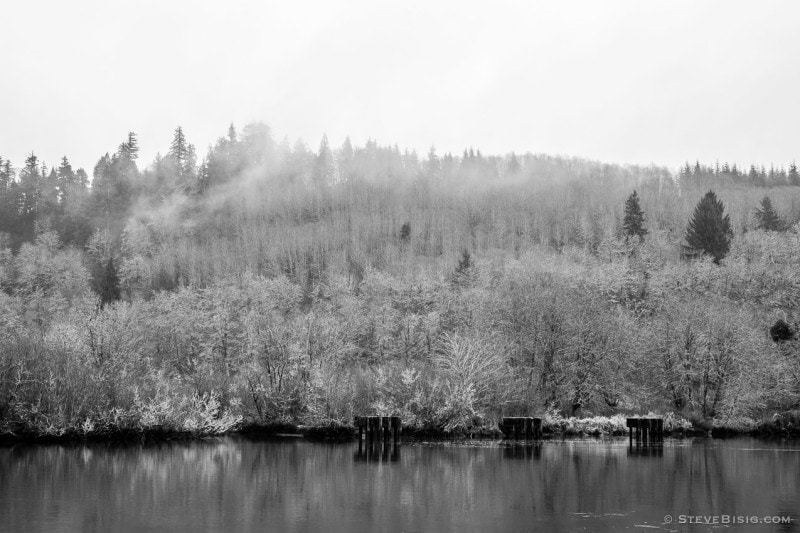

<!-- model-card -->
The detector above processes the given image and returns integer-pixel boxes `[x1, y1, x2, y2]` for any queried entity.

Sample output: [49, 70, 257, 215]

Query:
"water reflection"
[354, 439, 400, 462]
[1, 437, 798, 532]
[627, 444, 665, 457]
[502, 443, 542, 460]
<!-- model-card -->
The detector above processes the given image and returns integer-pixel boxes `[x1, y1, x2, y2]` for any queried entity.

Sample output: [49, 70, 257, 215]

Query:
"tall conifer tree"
[622, 190, 647, 239]
[754, 196, 783, 231]
[685, 190, 733, 264]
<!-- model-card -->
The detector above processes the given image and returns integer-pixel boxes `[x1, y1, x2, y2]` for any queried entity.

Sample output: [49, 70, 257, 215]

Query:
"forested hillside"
[2, 123, 800, 437]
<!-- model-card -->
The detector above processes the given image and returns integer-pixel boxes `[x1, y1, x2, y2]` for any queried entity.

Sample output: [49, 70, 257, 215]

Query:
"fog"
[2, 1, 800, 173]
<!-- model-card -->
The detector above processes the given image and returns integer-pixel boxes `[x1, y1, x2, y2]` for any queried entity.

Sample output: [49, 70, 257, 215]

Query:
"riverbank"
[3, 411, 799, 445]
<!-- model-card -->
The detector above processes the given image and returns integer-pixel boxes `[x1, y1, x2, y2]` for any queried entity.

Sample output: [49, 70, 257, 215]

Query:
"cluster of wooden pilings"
[354, 416, 401, 463]
[627, 418, 664, 446]
[501, 417, 543, 440]
[354, 416, 401, 445]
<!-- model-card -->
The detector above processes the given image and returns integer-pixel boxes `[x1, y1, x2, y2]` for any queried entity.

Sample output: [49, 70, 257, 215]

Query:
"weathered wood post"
[533, 418, 542, 439]
[627, 418, 634, 446]
[627, 417, 664, 446]
[355, 416, 365, 443]
[392, 416, 400, 446]
[501, 417, 542, 440]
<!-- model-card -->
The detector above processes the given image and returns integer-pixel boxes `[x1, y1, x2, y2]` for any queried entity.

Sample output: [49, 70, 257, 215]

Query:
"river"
[1, 437, 799, 532]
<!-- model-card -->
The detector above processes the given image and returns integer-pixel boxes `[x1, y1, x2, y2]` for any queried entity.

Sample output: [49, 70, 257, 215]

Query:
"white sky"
[1, 0, 799, 173]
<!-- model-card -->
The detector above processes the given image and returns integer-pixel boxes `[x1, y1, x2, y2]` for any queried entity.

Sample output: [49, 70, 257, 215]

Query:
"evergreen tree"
[622, 190, 647, 239]
[754, 196, 783, 231]
[19, 152, 41, 214]
[242, 122, 273, 166]
[75, 168, 89, 189]
[685, 190, 733, 264]
[338, 137, 355, 182]
[99, 256, 121, 308]
[0, 158, 14, 241]
[770, 319, 794, 343]
[0, 157, 9, 190]
[169, 126, 189, 162]
[399, 221, 411, 241]
[168, 126, 196, 186]
[40, 166, 60, 214]
[118, 132, 139, 161]
[426, 146, 440, 179]
[127, 132, 139, 160]
[789, 162, 800, 186]
[56, 155, 75, 196]
[312, 134, 334, 185]
[451, 249, 476, 286]
[91, 150, 133, 225]
[507, 153, 521, 176]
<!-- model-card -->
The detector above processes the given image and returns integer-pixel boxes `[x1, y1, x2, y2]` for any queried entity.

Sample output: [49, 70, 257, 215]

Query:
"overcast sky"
[1, 0, 799, 173]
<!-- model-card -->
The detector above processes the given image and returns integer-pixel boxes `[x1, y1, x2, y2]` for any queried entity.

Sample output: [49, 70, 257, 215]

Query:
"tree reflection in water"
[1, 437, 798, 532]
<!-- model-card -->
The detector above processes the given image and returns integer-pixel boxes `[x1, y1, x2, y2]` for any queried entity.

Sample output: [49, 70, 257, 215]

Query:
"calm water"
[1, 437, 799, 532]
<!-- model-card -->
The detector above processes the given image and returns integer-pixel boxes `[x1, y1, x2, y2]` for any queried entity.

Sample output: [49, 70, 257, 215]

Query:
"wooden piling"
[392, 417, 400, 446]
[502, 417, 543, 441]
[354, 416, 401, 447]
[627, 417, 664, 446]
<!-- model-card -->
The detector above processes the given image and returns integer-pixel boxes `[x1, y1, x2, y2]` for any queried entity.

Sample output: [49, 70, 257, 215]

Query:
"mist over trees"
[2, 121, 800, 437]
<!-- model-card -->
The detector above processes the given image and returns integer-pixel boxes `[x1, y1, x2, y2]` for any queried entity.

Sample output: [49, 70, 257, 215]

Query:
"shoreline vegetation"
[3, 124, 800, 446]
[2, 411, 799, 445]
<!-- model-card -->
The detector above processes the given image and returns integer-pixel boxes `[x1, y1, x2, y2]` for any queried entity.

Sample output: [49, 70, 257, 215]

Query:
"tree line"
[2, 122, 800, 438]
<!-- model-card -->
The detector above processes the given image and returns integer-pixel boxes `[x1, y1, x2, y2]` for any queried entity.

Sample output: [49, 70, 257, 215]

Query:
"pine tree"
[754, 196, 783, 231]
[75, 168, 89, 189]
[169, 127, 196, 177]
[507, 153, 521, 176]
[118, 132, 139, 161]
[399, 221, 411, 241]
[99, 256, 121, 308]
[127, 132, 139, 160]
[19, 153, 41, 216]
[622, 190, 647, 239]
[451, 249, 475, 286]
[789, 162, 800, 186]
[56, 156, 76, 201]
[685, 190, 733, 264]
[312, 134, 334, 185]
[0, 157, 8, 190]
[426, 146, 440, 179]
[170, 126, 188, 162]
[770, 319, 794, 343]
